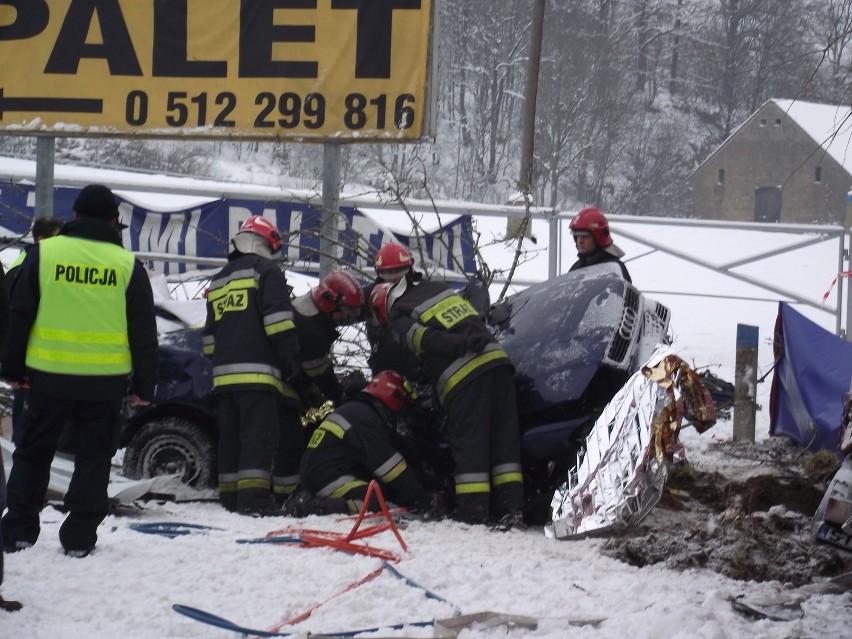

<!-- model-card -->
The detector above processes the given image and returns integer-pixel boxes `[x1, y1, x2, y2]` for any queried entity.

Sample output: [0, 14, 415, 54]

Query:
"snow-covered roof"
[772, 98, 852, 174]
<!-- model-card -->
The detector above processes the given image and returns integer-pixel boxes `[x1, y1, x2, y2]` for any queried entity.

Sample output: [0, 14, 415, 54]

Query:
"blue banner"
[0, 182, 477, 278]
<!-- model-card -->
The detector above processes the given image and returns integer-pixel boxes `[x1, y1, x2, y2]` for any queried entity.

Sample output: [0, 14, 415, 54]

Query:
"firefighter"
[271, 269, 364, 502]
[0, 184, 158, 556]
[369, 278, 525, 528]
[568, 207, 632, 281]
[202, 216, 300, 515]
[372, 241, 416, 285]
[362, 242, 420, 377]
[286, 370, 440, 516]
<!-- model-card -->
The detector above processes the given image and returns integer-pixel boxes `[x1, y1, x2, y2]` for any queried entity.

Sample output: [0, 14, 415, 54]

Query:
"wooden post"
[734, 324, 758, 442]
[517, 0, 545, 196]
[500, 0, 546, 298]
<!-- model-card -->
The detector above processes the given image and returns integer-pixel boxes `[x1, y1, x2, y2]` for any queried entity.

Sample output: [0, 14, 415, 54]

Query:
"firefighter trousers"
[272, 403, 305, 501]
[216, 390, 279, 513]
[444, 366, 524, 523]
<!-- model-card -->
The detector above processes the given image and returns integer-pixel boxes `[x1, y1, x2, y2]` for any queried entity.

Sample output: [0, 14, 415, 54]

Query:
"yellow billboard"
[0, 0, 435, 141]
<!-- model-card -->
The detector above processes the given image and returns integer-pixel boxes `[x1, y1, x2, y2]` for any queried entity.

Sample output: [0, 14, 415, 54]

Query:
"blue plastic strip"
[129, 522, 223, 539]
[381, 561, 462, 615]
[172, 604, 290, 637]
[172, 604, 434, 638]
[234, 536, 303, 545]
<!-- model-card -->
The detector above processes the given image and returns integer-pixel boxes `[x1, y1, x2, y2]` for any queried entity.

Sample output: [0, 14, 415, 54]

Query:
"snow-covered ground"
[2, 432, 849, 639]
[1, 164, 851, 637]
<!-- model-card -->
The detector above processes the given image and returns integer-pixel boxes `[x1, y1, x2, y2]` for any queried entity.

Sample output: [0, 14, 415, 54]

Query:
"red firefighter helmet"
[369, 282, 395, 325]
[373, 243, 413, 274]
[311, 270, 364, 317]
[363, 371, 415, 412]
[238, 216, 282, 252]
[569, 207, 612, 248]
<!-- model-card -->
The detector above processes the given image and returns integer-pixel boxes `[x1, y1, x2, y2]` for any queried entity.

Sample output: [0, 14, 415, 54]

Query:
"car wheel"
[123, 417, 216, 487]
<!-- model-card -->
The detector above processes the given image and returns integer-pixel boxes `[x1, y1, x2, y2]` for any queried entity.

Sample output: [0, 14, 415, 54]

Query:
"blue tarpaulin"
[769, 302, 852, 454]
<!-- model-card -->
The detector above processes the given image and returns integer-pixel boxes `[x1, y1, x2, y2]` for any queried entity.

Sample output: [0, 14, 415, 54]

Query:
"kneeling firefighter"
[272, 269, 364, 502]
[285, 371, 443, 517]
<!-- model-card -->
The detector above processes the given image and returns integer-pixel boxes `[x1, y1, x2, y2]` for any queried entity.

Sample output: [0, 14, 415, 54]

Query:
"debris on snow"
[600, 442, 852, 587]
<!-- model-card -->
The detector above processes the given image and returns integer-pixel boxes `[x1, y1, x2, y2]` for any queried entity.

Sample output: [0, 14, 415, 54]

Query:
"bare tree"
[811, 0, 852, 98]
[7, 0, 852, 222]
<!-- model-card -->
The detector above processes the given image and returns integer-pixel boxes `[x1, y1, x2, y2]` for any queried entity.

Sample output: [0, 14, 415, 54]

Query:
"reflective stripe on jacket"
[27, 235, 134, 376]
[203, 253, 300, 399]
[300, 398, 428, 507]
[387, 280, 511, 405]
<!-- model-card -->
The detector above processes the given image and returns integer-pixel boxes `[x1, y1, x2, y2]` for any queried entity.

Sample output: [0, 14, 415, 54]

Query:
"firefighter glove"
[464, 334, 492, 354]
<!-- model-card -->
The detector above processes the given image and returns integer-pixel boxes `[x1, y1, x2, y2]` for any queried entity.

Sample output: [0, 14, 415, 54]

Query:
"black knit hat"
[73, 184, 119, 220]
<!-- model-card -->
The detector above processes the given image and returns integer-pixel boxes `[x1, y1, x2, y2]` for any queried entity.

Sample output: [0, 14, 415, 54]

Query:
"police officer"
[0, 252, 20, 610]
[287, 371, 437, 516]
[0, 450, 20, 611]
[271, 270, 364, 502]
[4, 216, 64, 444]
[203, 216, 300, 515]
[370, 276, 524, 528]
[5, 217, 64, 284]
[1, 184, 158, 557]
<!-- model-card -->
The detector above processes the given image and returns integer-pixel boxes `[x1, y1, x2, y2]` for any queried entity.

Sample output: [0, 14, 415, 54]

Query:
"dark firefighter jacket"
[292, 296, 344, 405]
[386, 279, 511, 405]
[362, 279, 420, 378]
[0, 218, 159, 402]
[203, 251, 300, 403]
[300, 396, 429, 508]
[569, 250, 632, 282]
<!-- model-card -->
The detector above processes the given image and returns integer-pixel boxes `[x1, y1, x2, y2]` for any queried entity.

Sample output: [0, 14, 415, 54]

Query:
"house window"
[717, 168, 725, 185]
[815, 166, 822, 183]
[774, 118, 782, 127]
[760, 118, 767, 127]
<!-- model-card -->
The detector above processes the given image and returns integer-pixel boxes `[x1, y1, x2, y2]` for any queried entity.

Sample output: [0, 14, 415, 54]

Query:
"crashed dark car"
[121, 321, 217, 487]
[121, 263, 671, 519]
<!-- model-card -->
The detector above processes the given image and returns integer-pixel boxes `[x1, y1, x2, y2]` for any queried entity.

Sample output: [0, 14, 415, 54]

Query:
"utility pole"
[518, 0, 545, 196]
[501, 0, 547, 298]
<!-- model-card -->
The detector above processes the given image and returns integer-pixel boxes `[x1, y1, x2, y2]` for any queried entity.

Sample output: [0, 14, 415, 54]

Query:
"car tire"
[122, 417, 216, 488]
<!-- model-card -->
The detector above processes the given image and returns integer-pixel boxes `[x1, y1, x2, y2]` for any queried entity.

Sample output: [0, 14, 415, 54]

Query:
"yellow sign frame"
[0, 0, 436, 141]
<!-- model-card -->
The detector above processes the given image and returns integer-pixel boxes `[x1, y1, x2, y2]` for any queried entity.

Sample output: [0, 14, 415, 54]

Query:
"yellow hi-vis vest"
[7, 250, 25, 271]
[26, 236, 135, 376]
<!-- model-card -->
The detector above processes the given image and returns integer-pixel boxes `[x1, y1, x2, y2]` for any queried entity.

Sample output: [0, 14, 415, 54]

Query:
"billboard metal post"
[35, 137, 55, 219]
[319, 142, 341, 278]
